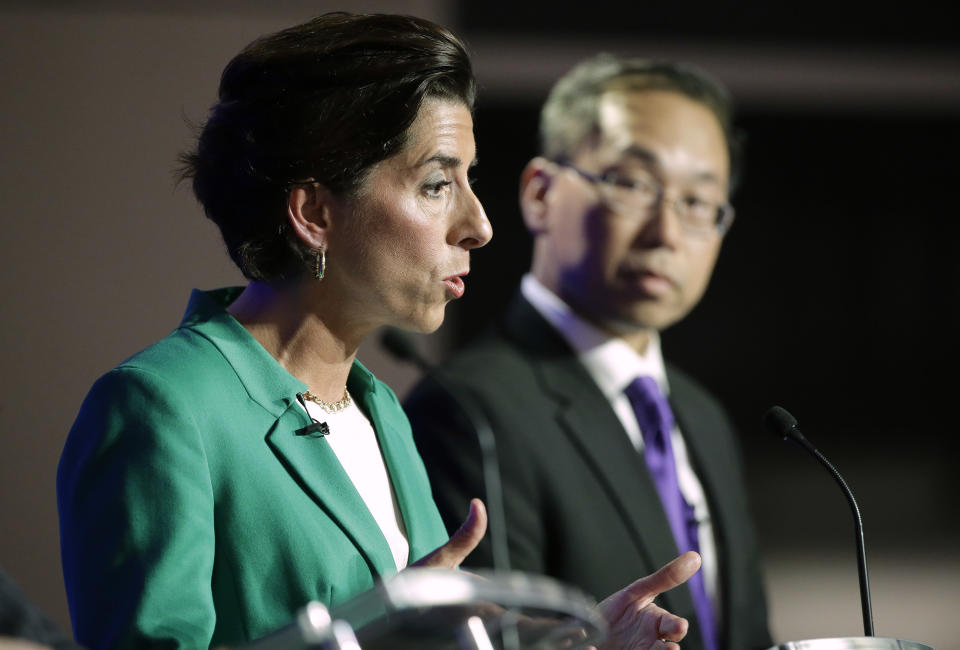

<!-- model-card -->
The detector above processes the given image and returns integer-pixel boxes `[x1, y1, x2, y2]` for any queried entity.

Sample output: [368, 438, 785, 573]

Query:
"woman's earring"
[314, 247, 326, 280]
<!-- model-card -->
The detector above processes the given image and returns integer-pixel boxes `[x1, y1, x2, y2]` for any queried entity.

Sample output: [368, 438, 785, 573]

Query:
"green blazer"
[57, 288, 449, 650]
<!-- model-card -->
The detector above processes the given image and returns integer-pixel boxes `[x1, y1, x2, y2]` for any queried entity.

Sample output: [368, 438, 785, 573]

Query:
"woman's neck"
[226, 281, 364, 401]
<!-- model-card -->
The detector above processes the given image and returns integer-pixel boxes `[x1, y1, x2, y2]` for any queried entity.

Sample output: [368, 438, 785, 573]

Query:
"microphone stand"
[763, 405, 873, 636]
[761, 407, 939, 650]
[787, 432, 873, 637]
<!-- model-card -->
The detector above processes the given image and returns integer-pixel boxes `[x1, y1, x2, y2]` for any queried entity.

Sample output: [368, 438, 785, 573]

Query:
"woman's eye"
[424, 180, 453, 198]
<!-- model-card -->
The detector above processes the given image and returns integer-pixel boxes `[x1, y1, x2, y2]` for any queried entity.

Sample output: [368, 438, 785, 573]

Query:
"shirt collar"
[521, 274, 669, 399]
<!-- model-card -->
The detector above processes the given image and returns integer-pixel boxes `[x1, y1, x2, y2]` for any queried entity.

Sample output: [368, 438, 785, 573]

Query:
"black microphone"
[762, 405, 874, 637]
[381, 326, 511, 572]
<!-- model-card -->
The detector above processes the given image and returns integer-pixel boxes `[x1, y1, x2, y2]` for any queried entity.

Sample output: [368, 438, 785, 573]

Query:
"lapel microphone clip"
[295, 392, 331, 437]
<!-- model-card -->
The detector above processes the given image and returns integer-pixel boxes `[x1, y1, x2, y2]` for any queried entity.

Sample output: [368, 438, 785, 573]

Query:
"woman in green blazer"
[57, 12, 700, 650]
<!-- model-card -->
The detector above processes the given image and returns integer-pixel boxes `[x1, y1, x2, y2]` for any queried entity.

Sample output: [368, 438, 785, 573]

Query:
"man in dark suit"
[405, 55, 772, 650]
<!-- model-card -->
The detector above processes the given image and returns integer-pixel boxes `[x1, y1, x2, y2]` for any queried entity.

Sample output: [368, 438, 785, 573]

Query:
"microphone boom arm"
[763, 405, 875, 637]
[786, 433, 874, 637]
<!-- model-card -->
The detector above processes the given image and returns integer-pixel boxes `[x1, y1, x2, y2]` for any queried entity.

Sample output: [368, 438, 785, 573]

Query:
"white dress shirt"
[521, 274, 720, 613]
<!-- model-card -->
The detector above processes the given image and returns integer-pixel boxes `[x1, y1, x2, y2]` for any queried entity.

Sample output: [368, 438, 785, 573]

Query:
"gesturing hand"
[410, 503, 698, 650]
[593, 551, 701, 650]
[410, 498, 487, 569]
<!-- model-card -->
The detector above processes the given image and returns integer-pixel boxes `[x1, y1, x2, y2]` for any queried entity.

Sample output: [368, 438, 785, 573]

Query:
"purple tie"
[624, 376, 719, 650]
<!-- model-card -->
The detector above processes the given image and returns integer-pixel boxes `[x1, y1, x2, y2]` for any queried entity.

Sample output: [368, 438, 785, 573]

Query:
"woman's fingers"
[410, 498, 487, 569]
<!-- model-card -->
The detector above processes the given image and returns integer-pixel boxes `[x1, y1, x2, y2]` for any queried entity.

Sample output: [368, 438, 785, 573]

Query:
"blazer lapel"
[182, 289, 397, 579]
[364, 399, 435, 563]
[348, 363, 440, 564]
[265, 403, 397, 578]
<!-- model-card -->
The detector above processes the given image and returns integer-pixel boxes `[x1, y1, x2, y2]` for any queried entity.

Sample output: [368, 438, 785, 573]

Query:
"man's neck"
[523, 273, 656, 355]
[608, 326, 653, 356]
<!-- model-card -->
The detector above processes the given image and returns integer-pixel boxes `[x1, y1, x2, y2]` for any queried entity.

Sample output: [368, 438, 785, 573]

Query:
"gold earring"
[314, 247, 326, 280]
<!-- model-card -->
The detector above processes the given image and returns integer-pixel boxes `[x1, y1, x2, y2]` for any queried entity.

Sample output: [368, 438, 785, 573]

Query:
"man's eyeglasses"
[557, 161, 735, 237]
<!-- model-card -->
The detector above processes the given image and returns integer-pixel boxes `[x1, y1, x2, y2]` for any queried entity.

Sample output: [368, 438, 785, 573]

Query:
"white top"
[521, 274, 720, 613]
[301, 397, 410, 570]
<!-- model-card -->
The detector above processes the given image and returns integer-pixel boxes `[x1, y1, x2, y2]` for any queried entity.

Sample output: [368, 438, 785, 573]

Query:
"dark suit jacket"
[405, 292, 771, 650]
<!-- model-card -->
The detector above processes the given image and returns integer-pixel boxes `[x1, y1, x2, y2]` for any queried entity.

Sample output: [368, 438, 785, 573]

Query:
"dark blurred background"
[1, 1, 957, 646]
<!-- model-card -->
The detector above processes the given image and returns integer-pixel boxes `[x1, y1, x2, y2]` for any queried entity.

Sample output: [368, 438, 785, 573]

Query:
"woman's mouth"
[443, 273, 467, 298]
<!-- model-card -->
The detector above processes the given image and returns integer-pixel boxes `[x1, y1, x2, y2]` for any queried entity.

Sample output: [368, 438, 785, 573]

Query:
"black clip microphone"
[381, 326, 511, 572]
[296, 421, 330, 438]
[295, 393, 330, 437]
[762, 405, 874, 637]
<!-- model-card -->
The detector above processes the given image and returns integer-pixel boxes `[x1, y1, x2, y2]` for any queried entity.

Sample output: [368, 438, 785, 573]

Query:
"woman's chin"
[396, 306, 447, 335]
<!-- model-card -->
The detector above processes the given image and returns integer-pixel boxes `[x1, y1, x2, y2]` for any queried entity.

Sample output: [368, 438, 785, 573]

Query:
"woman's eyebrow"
[418, 153, 480, 169]
[420, 153, 462, 168]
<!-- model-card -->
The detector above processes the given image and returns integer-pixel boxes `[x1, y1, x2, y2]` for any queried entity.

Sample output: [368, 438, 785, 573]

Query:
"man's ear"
[519, 157, 555, 235]
[287, 182, 333, 250]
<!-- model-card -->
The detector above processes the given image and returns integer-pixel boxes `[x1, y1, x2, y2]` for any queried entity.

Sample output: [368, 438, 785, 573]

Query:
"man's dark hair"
[178, 12, 476, 282]
[540, 54, 743, 191]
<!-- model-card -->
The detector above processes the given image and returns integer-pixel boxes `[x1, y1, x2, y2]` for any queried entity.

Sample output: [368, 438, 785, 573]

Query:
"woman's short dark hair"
[178, 12, 477, 282]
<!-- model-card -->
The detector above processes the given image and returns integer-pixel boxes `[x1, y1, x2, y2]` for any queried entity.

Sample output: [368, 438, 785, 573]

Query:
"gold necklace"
[302, 388, 352, 414]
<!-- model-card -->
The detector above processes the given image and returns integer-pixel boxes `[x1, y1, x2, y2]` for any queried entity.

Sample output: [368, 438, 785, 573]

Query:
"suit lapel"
[667, 374, 739, 603]
[505, 294, 698, 617]
[668, 387, 729, 519]
[552, 377, 680, 570]
[541, 359, 698, 616]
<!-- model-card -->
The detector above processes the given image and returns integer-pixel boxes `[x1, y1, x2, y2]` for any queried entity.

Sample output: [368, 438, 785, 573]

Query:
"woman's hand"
[592, 551, 700, 650]
[409, 501, 698, 650]
[410, 498, 487, 569]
